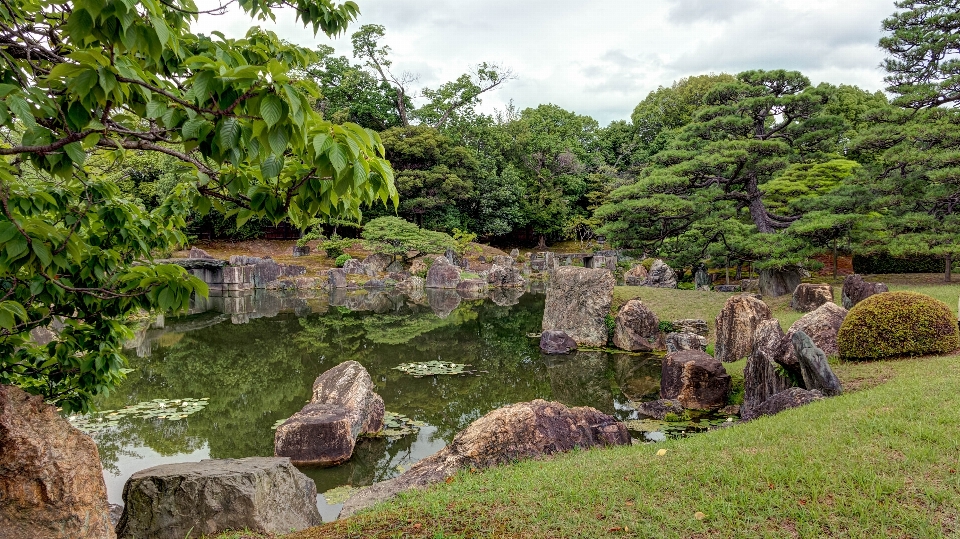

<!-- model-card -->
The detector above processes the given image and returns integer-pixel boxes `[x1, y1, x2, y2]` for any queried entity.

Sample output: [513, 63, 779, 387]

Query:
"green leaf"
[260, 155, 283, 179]
[313, 133, 333, 157]
[7, 95, 36, 127]
[64, 142, 86, 165]
[220, 117, 240, 149]
[268, 127, 288, 155]
[260, 94, 283, 128]
[329, 143, 347, 174]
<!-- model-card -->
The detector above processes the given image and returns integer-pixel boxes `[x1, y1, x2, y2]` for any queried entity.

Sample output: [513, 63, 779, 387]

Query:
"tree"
[360, 216, 455, 263]
[598, 70, 845, 292]
[0, 0, 396, 411]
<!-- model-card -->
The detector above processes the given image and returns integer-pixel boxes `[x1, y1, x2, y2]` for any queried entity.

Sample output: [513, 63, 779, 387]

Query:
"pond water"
[88, 288, 699, 521]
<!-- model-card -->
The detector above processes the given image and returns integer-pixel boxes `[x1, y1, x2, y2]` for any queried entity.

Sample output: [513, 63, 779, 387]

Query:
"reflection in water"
[104, 288, 662, 521]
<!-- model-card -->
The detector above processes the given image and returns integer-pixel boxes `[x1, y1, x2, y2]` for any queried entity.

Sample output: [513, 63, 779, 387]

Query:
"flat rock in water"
[0, 385, 115, 539]
[542, 267, 615, 347]
[633, 398, 684, 420]
[752, 388, 823, 419]
[613, 299, 662, 352]
[340, 400, 629, 518]
[714, 295, 772, 362]
[741, 320, 794, 421]
[660, 350, 731, 411]
[791, 331, 843, 397]
[791, 283, 834, 312]
[540, 330, 578, 354]
[117, 457, 321, 539]
[841, 274, 889, 309]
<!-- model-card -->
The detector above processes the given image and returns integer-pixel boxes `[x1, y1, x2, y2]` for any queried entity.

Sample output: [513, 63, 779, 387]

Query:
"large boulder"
[456, 279, 487, 297]
[328, 268, 347, 289]
[542, 267, 615, 347]
[841, 274, 889, 309]
[791, 283, 834, 313]
[660, 350, 731, 411]
[275, 361, 384, 466]
[612, 299, 662, 352]
[646, 259, 677, 288]
[758, 267, 802, 297]
[0, 385, 115, 539]
[340, 400, 629, 517]
[624, 264, 648, 286]
[362, 253, 394, 273]
[487, 264, 525, 288]
[673, 318, 709, 336]
[779, 302, 848, 378]
[791, 331, 843, 397]
[752, 388, 824, 419]
[491, 255, 514, 268]
[540, 330, 578, 355]
[117, 457, 321, 539]
[343, 258, 375, 277]
[665, 332, 707, 353]
[425, 257, 461, 289]
[741, 320, 794, 421]
[714, 295, 772, 362]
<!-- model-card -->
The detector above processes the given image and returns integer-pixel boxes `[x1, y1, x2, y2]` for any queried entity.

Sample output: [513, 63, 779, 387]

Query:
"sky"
[192, 0, 897, 125]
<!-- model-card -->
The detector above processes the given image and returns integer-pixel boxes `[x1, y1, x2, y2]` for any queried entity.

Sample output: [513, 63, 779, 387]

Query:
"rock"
[665, 332, 707, 353]
[740, 278, 760, 292]
[791, 283, 834, 312]
[791, 331, 843, 397]
[780, 302, 848, 378]
[189, 247, 213, 259]
[340, 400, 629, 517]
[426, 257, 461, 289]
[510, 248, 520, 257]
[673, 318, 709, 336]
[360, 253, 392, 273]
[613, 299, 662, 352]
[489, 286, 524, 307]
[841, 274, 889, 309]
[633, 398, 684, 420]
[108, 504, 123, 528]
[343, 258, 374, 277]
[539, 330, 578, 354]
[395, 275, 425, 292]
[758, 268, 802, 297]
[715, 284, 741, 292]
[714, 295, 773, 362]
[624, 264, 649, 286]
[275, 361, 384, 466]
[741, 320, 794, 421]
[362, 279, 385, 289]
[426, 288, 462, 318]
[492, 255, 514, 268]
[752, 388, 824, 419]
[718, 405, 741, 416]
[541, 267, 615, 347]
[117, 457, 321, 539]
[328, 268, 347, 289]
[694, 264, 711, 290]
[487, 264, 525, 288]
[456, 279, 487, 299]
[646, 259, 677, 288]
[228, 255, 306, 288]
[292, 245, 311, 257]
[0, 385, 115, 539]
[660, 350, 731, 411]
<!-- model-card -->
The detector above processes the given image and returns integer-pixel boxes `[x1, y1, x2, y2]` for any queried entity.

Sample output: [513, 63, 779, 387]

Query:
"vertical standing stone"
[542, 267, 615, 347]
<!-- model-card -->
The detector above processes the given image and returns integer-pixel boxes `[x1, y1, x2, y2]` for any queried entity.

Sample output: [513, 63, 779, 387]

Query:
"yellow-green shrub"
[837, 291, 959, 360]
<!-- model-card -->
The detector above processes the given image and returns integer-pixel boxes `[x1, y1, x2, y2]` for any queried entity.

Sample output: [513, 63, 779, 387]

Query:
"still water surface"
[96, 288, 663, 521]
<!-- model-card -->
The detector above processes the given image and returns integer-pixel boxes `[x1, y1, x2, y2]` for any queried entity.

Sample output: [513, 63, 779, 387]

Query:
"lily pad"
[66, 397, 209, 436]
[393, 360, 474, 377]
[366, 411, 423, 439]
[323, 485, 364, 504]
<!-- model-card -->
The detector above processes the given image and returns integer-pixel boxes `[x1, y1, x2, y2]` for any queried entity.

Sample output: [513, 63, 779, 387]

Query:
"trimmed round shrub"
[334, 254, 352, 268]
[837, 291, 959, 360]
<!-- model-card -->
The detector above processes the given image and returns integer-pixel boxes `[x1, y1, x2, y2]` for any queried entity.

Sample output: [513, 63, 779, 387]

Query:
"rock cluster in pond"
[340, 400, 629, 518]
[660, 350, 731, 411]
[714, 295, 772, 362]
[791, 331, 843, 397]
[540, 330, 578, 354]
[741, 320, 793, 420]
[0, 385, 115, 539]
[841, 274, 889, 309]
[275, 361, 384, 466]
[612, 299, 662, 352]
[791, 283, 834, 312]
[117, 457, 321, 539]
[541, 266, 615, 347]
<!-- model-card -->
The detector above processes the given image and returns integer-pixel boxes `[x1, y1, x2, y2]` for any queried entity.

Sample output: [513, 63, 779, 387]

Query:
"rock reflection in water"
[543, 352, 615, 416]
[425, 288, 461, 318]
[612, 352, 663, 402]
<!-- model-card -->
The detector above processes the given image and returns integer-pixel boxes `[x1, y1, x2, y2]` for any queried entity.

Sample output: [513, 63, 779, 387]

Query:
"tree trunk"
[946, 253, 953, 283]
[725, 255, 730, 285]
[832, 238, 838, 279]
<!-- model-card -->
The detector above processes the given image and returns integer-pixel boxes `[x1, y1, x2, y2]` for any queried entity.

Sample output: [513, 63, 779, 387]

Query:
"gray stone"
[624, 264, 648, 286]
[343, 258, 374, 277]
[714, 295, 772, 362]
[0, 385, 115, 539]
[487, 264, 525, 288]
[715, 284, 741, 292]
[510, 249, 520, 258]
[660, 350, 731, 411]
[542, 267, 615, 347]
[741, 320, 794, 421]
[752, 388, 824, 419]
[292, 245, 311, 257]
[673, 318, 709, 336]
[780, 302, 848, 378]
[426, 257, 461, 289]
[426, 288, 462, 318]
[228, 255, 306, 288]
[489, 286, 524, 307]
[647, 259, 677, 288]
[456, 279, 487, 299]
[117, 457, 321, 539]
[613, 299, 662, 352]
[362, 253, 394, 273]
[791, 283, 834, 312]
[841, 274, 889, 309]
[694, 264, 711, 290]
[275, 361, 384, 466]
[758, 268, 802, 297]
[539, 330, 578, 355]
[633, 398, 684, 420]
[328, 268, 347, 289]
[341, 400, 629, 518]
[791, 331, 843, 397]
[665, 332, 707, 353]
[189, 247, 213, 259]
[492, 255, 514, 268]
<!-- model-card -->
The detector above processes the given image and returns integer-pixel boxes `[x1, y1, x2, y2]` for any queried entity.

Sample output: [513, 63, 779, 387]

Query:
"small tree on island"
[361, 216, 456, 264]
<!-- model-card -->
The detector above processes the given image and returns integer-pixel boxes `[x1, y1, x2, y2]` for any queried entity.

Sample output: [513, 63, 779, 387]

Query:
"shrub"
[335, 254, 352, 268]
[837, 291, 959, 360]
[852, 254, 944, 274]
[605, 314, 616, 344]
[658, 320, 677, 333]
[641, 257, 656, 271]
[323, 235, 352, 259]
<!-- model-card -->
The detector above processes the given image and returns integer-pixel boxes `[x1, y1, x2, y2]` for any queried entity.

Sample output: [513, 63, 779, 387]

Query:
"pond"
[84, 287, 707, 521]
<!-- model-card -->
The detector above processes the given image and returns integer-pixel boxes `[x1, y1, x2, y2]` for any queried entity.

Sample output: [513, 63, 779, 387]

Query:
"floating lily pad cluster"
[378, 411, 425, 438]
[67, 398, 209, 435]
[623, 416, 731, 438]
[322, 484, 365, 504]
[393, 360, 475, 377]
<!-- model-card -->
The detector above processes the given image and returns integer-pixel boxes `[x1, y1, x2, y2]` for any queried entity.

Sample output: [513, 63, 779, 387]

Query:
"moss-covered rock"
[837, 291, 959, 360]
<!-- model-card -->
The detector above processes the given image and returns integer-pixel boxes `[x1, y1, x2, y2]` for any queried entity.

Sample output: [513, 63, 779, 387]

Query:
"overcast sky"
[193, 0, 896, 125]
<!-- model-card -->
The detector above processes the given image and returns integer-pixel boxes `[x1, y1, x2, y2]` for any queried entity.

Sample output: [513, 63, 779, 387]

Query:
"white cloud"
[191, 0, 894, 125]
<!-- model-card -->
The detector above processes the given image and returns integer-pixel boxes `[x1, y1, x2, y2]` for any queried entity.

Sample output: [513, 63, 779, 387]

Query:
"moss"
[837, 291, 959, 360]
